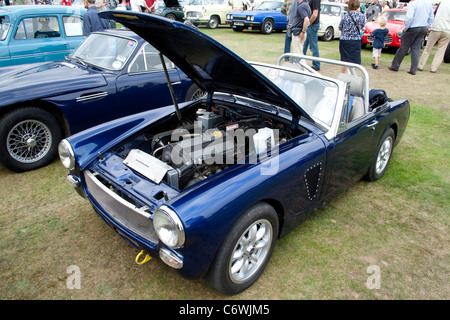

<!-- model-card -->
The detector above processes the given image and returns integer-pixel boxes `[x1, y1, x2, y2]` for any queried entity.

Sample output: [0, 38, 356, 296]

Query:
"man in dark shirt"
[83, 0, 109, 38]
[291, 0, 312, 55]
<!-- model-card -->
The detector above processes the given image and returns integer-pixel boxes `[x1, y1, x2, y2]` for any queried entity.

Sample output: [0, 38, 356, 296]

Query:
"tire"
[204, 202, 279, 295]
[165, 13, 176, 21]
[207, 16, 219, 29]
[0, 107, 62, 172]
[321, 26, 334, 41]
[365, 128, 395, 182]
[185, 84, 206, 101]
[260, 19, 274, 35]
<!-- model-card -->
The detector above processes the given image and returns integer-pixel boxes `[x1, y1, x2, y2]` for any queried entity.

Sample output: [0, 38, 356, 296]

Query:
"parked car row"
[0, 28, 202, 172]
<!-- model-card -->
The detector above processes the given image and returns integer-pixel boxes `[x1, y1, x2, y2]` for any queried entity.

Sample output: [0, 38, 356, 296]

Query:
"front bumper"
[73, 169, 186, 273]
[227, 20, 262, 29]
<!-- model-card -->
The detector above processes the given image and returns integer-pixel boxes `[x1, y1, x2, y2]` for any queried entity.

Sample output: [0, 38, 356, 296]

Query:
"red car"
[363, 8, 407, 48]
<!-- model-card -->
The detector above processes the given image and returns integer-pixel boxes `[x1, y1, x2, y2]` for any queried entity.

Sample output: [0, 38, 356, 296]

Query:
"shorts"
[372, 48, 382, 58]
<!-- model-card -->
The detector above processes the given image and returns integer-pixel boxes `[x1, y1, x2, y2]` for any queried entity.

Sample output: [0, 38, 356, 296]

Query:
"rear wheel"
[260, 19, 274, 34]
[365, 128, 395, 181]
[0, 107, 62, 172]
[185, 84, 206, 101]
[321, 26, 334, 41]
[207, 16, 219, 29]
[205, 202, 278, 295]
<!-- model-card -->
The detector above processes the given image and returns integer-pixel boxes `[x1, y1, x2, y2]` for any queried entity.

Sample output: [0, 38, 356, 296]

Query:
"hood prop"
[159, 53, 182, 122]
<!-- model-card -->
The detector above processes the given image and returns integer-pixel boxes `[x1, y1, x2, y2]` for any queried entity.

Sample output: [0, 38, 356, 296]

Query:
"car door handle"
[367, 120, 378, 130]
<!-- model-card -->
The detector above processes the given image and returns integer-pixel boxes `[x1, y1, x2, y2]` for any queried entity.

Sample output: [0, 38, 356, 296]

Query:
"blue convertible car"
[59, 12, 410, 294]
[0, 29, 201, 172]
[226, 1, 287, 34]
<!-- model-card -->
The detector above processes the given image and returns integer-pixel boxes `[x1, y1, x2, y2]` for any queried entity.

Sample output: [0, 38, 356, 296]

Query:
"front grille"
[186, 11, 203, 18]
[84, 171, 158, 243]
[233, 16, 246, 20]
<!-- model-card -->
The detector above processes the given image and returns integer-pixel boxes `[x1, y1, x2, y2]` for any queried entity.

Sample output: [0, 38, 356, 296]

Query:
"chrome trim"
[76, 92, 108, 102]
[155, 205, 185, 248]
[84, 171, 158, 243]
[159, 247, 183, 269]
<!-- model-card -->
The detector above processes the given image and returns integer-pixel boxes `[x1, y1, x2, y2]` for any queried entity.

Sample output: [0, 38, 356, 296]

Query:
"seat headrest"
[337, 73, 364, 96]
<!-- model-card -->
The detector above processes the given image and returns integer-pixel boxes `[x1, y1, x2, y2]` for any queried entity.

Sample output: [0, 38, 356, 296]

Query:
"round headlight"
[58, 139, 75, 170]
[154, 206, 185, 248]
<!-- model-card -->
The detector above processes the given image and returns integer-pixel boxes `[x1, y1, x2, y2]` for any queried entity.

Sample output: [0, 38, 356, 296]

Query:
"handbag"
[348, 12, 364, 38]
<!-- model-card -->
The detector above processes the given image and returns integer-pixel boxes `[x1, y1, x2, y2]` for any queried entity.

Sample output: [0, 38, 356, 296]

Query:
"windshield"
[381, 10, 406, 21]
[253, 65, 339, 127]
[71, 33, 138, 70]
[256, 1, 282, 10]
[0, 16, 11, 41]
[320, 4, 346, 16]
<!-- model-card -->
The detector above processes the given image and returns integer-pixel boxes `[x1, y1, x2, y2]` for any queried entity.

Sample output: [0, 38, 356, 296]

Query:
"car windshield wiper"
[69, 55, 87, 67]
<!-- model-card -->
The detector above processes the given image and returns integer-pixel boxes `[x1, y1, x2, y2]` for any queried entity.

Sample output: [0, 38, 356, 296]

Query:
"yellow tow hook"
[135, 250, 152, 265]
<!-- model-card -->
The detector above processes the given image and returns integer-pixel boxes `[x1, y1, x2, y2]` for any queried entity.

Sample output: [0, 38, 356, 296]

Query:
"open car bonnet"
[99, 11, 311, 122]
[162, 0, 182, 6]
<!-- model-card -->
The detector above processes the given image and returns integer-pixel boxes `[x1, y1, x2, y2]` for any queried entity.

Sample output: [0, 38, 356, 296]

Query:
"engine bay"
[113, 100, 305, 190]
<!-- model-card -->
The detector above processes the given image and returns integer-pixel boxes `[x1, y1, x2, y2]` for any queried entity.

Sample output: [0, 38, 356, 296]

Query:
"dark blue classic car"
[0, 5, 86, 67]
[0, 29, 201, 172]
[226, 1, 287, 34]
[59, 12, 410, 294]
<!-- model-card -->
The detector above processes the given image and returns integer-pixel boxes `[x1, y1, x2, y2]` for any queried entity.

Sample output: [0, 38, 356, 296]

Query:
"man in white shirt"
[418, 0, 450, 73]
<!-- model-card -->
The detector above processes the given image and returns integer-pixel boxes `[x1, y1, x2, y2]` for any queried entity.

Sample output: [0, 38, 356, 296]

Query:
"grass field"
[0, 26, 448, 300]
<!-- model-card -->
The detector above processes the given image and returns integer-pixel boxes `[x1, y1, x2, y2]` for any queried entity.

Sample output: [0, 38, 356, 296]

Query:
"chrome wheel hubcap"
[229, 219, 273, 284]
[376, 136, 393, 175]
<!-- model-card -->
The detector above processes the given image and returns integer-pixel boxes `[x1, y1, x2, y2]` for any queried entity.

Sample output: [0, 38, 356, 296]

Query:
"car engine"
[121, 103, 292, 190]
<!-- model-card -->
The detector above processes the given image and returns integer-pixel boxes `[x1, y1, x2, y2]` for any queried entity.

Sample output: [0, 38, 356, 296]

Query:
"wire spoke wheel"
[7, 119, 52, 163]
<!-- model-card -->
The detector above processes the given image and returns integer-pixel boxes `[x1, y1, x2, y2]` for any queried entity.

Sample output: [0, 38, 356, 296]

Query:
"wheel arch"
[0, 100, 70, 137]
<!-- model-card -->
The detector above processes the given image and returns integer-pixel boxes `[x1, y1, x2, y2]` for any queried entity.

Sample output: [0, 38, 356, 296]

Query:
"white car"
[184, 0, 233, 29]
[318, 2, 348, 41]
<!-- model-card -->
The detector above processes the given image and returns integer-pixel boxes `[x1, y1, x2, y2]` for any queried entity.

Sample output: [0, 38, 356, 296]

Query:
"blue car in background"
[0, 5, 86, 67]
[226, 1, 286, 34]
[0, 29, 202, 172]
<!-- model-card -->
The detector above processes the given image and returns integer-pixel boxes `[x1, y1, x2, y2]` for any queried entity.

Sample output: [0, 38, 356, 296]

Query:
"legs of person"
[431, 31, 450, 72]
[284, 32, 292, 54]
[409, 27, 427, 73]
[305, 23, 320, 70]
[391, 29, 416, 70]
[418, 30, 439, 70]
[292, 33, 307, 54]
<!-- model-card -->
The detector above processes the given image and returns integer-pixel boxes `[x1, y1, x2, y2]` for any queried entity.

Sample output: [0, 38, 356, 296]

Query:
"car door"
[9, 15, 70, 65]
[115, 42, 183, 117]
[61, 15, 85, 52]
[326, 94, 383, 195]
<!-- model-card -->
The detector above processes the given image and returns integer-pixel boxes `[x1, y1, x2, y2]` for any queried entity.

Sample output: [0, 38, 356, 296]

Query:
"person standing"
[281, 0, 296, 56]
[338, 0, 365, 73]
[83, 0, 109, 38]
[302, 0, 321, 71]
[418, 0, 450, 73]
[388, 0, 434, 75]
[291, 0, 311, 56]
[367, 16, 389, 69]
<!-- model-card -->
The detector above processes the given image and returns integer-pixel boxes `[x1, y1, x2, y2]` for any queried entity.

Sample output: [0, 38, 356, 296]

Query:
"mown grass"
[0, 26, 448, 300]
